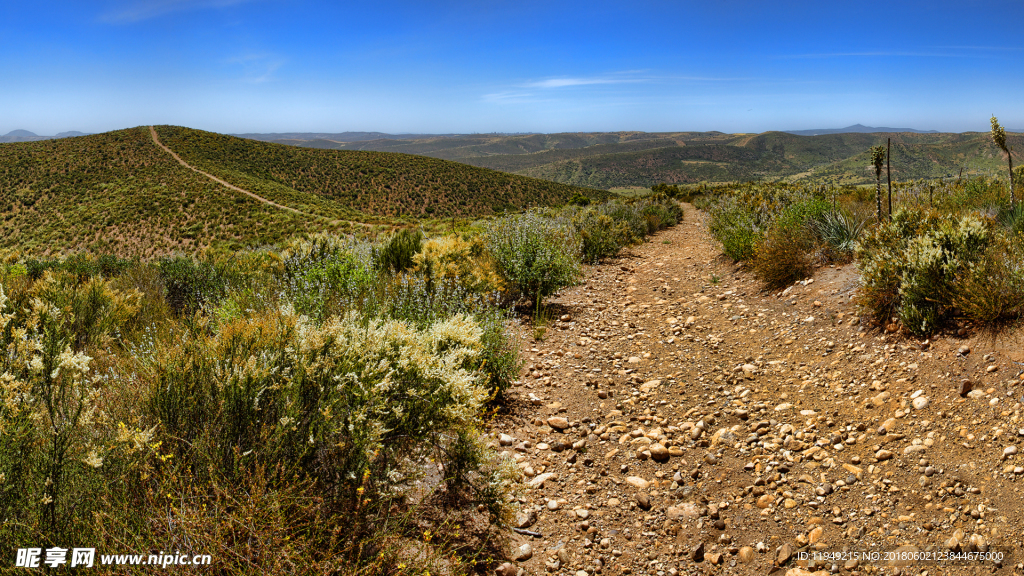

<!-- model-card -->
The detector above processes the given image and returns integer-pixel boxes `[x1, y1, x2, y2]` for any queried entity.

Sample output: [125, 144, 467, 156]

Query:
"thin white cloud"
[522, 73, 746, 89]
[101, 0, 254, 23]
[523, 77, 644, 89]
[484, 71, 749, 105]
[481, 91, 547, 104]
[227, 53, 285, 83]
[777, 51, 972, 59]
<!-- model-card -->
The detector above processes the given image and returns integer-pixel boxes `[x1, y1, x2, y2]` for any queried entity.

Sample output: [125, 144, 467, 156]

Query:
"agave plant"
[810, 209, 866, 256]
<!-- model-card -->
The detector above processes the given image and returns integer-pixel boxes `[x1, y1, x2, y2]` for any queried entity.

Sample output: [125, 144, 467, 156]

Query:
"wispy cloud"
[522, 72, 746, 89]
[522, 77, 646, 89]
[481, 91, 548, 104]
[101, 0, 254, 23]
[777, 51, 975, 59]
[484, 71, 749, 105]
[227, 53, 284, 83]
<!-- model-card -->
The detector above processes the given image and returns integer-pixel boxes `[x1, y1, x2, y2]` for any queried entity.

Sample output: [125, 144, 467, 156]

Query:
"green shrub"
[950, 238, 1024, 325]
[651, 183, 682, 198]
[157, 256, 226, 316]
[749, 200, 829, 289]
[578, 213, 633, 262]
[568, 191, 591, 206]
[97, 253, 135, 277]
[857, 208, 993, 335]
[373, 228, 422, 273]
[32, 272, 142, 351]
[411, 234, 504, 293]
[25, 258, 60, 280]
[641, 202, 679, 234]
[283, 241, 376, 320]
[485, 211, 583, 308]
[709, 203, 762, 261]
[752, 224, 815, 289]
[0, 279, 146, 547]
[600, 202, 648, 242]
[997, 203, 1024, 237]
[147, 309, 517, 557]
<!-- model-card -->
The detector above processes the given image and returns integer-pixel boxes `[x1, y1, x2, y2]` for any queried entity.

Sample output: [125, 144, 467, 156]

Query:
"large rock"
[667, 503, 701, 519]
[547, 417, 569, 430]
[515, 509, 537, 529]
[528, 472, 557, 488]
[711, 428, 737, 446]
[640, 379, 661, 392]
[514, 543, 533, 562]
[625, 476, 650, 489]
[648, 443, 670, 461]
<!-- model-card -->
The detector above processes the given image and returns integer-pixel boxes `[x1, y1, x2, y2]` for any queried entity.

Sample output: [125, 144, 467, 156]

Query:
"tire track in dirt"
[149, 125, 322, 219]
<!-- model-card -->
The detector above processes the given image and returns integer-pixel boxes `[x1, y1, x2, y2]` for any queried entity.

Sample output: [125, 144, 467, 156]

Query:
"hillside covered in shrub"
[154, 126, 609, 220]
[0, 127, 609, 257]
[259, 129, 1024, 189]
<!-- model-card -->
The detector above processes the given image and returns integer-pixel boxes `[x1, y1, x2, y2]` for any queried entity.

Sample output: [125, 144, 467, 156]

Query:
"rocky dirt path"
[491, 204, 1024, 576]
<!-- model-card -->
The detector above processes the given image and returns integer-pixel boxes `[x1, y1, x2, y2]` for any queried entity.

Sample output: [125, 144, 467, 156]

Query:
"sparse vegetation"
[703, 172, 1024, 335]
[274, 130, 1024, 189]
[0, 180, 682, 574]
[155, 126, 609, 221]
[0, 126, 608, 258]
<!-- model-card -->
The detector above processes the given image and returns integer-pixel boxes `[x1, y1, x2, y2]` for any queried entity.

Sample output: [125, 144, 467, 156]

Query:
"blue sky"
[2, 0, 1022, 134]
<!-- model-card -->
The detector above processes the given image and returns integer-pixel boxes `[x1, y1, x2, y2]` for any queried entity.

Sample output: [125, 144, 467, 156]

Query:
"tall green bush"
[157, 256, 226, 316]
[708, 201, 762, 262]
[484, 211, 583, 308]
[373, 228, 423, 273]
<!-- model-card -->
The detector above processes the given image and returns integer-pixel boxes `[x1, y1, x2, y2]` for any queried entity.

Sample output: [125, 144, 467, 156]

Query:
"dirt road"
[148, 125, 311, 217]
[494, 204, 1024, 576]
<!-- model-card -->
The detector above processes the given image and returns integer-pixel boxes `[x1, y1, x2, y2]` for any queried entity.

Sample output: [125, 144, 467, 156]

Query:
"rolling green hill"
[154, 126, 609, 220]
[261, 130, 1023, 188]
[0, 126, 608, 257]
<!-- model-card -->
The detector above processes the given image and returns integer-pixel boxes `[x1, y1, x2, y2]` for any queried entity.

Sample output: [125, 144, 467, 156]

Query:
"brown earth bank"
[488, 203, 1024, 576]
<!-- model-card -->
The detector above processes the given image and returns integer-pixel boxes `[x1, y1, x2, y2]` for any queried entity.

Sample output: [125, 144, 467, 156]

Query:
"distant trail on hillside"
[149, 125, 313, 217]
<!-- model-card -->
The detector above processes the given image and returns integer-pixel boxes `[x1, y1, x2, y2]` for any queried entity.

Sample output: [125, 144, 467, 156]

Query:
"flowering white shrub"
[150, 305, 515, 525]
[857, 208, 992, 334]
[0, 279, 142, 543]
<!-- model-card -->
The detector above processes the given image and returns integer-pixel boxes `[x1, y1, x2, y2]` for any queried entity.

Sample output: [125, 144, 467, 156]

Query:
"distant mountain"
[784, 124, 940, 136]
[252, 129, 1022, 188]
[1, 130, 42, 143]
[232, 132, 458, 143]
[1, 130, 91, 143]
